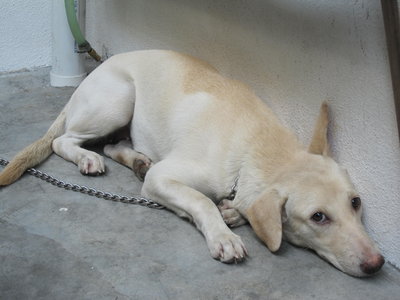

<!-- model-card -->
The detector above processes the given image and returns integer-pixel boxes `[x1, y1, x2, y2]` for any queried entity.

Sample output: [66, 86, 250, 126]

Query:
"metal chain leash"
[226, 175, 239, 200]
[0, 158, 165, 209]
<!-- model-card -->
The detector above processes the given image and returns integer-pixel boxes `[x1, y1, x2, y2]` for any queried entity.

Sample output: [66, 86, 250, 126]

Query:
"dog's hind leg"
[53, 134, 106, 175]
[53, 115, 134, 175]
[52, 70, 136, 175]
[104, 140, 153, 181]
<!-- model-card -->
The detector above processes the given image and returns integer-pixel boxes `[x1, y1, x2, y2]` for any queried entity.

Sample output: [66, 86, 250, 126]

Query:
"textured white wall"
[86, 0, 400, 267]
[0, 0, 52, 72]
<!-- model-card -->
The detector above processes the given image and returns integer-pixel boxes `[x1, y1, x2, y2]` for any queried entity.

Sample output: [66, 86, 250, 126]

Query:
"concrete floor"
[1, 67, 400, 300]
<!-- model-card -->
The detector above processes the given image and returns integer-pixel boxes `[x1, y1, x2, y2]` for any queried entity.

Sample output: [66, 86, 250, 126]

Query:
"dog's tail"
[0, 107, 67, 186]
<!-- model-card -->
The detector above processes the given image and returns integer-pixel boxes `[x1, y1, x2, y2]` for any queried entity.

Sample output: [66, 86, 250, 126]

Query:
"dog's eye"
[311, 212, 329, 224]
[351, 197, 361, 210]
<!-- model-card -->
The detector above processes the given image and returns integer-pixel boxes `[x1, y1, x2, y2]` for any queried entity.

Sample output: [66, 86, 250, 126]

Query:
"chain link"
[226, 175, 239, 200]
[0, 158, 165, 209]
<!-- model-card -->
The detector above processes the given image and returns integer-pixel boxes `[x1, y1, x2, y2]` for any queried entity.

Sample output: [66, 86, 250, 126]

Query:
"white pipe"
[50, 0, 86, 87]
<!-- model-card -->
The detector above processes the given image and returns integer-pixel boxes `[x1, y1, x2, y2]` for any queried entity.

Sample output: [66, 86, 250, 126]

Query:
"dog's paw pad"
[78, 155, 105, 175]
[208, 232, 248, 263]
[133, 156, 152, 181]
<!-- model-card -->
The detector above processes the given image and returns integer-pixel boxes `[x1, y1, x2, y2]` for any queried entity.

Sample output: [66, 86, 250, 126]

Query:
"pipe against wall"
[50, 0, 86, 87]
[64, 0, 101, 61]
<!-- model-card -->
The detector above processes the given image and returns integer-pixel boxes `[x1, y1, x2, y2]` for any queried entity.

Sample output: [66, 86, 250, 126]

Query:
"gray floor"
[1, 67, 400, 300]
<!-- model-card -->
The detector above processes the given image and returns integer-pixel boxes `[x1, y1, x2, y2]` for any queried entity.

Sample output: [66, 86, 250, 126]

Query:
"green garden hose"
[64, 0, 101, 61]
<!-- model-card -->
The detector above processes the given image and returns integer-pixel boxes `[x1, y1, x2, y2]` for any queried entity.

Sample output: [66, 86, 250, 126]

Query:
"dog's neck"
[226, 111, 305, 216]
[232, 148, 304, 218]
[233, 161, 287, 218]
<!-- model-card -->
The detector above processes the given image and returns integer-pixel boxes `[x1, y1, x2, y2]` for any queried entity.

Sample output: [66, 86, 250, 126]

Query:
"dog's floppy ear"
[247, 188, 287, 252]
[308, 101, 330, 156]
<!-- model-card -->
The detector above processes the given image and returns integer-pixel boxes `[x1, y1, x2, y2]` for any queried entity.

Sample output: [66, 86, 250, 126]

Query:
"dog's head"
[247, 102, 384, 277]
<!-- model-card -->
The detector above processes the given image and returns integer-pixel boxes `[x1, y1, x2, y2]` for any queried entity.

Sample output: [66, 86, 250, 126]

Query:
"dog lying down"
[0, 50, 384, 277]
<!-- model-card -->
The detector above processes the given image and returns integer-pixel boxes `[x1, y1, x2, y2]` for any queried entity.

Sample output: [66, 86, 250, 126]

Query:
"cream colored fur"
[0, 50, 384, 276]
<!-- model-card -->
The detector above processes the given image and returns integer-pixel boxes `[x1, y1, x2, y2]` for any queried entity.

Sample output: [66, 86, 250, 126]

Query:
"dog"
[0, 50, 384, 277]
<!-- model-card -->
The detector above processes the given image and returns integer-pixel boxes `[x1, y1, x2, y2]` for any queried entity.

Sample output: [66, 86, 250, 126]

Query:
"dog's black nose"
[360, 254, 385, 275]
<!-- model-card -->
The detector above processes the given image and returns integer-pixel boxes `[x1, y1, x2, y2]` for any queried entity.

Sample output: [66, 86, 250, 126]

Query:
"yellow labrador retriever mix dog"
[0, 50, 384, 277]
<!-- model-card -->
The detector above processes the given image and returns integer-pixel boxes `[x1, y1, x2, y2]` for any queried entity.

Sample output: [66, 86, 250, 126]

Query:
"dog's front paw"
[218, 199, 247, 228]
[78, 154, 105, 175]
[207, 231, 248, 263]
